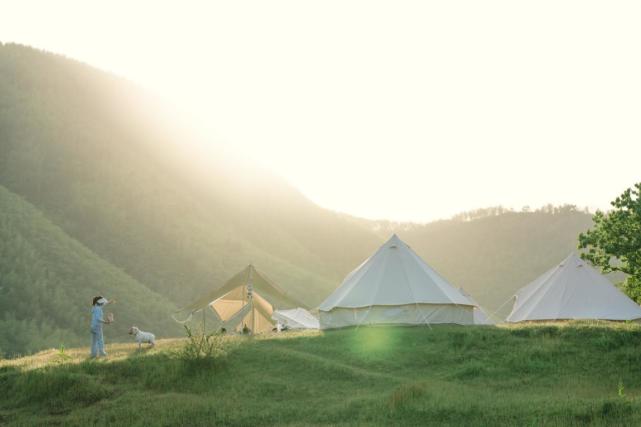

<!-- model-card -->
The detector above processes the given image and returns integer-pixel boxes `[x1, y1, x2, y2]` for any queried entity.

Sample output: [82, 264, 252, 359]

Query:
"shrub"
[179, 325, 227, 370]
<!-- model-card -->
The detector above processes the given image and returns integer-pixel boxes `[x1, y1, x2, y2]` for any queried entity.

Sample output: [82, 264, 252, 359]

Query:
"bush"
[179, 325, 226, 369]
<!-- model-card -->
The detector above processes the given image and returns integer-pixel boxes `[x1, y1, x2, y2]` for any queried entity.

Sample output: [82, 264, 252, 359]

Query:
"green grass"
[2, 323, 641, 426]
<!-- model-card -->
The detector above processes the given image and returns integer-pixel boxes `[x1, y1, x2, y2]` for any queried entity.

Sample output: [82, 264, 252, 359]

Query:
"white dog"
[128, 326, 156, 349]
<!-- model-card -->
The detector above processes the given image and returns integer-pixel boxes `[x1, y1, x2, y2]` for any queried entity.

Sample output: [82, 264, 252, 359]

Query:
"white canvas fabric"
[272, 308, 320, 329]
[507, 253, 641, 322]
[320, 304, 474, 329]
[319, 234, 476, 328]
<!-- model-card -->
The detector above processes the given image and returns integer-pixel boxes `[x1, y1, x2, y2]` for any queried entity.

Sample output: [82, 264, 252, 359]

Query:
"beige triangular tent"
[319, 234, 477, 328]
[177, 265, 305, 334]
[507, 253, 641, 322]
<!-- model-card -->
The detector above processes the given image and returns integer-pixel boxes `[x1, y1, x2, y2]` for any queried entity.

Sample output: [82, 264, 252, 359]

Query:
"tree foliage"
[579, 183, 641, 302]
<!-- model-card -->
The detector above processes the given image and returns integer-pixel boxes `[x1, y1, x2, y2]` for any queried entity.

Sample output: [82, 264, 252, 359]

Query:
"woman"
[90, 296, 113, 358]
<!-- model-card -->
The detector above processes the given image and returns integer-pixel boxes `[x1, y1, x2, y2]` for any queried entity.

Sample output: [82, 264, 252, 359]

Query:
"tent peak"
[560, 253, 585, 268]
[176, 264, 306, 314]
[386, 233, 404, 246]
[320, 232, 474, 314]
[383, 234, 406, 250]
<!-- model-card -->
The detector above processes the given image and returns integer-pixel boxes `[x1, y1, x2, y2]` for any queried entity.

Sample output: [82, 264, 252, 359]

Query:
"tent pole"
[249, 265, 254, 335]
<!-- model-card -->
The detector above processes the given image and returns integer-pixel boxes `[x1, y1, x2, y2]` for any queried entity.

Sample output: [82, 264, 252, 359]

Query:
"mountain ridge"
[0, 43, 597, 356]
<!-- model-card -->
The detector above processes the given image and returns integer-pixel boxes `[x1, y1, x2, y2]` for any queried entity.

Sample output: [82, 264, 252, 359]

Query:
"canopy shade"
[319, 234, 476, 328]
[507, 253, 641, 322]
[176, 265, 305, 334]
[179, 264, 304, 314]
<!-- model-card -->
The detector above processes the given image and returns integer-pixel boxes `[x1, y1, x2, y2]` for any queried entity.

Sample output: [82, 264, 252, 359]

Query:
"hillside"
[0, 42, 382, 307]
[2, 324, 641, 425]
[0, 43, 602, 357]
[0, 185, 181, 358]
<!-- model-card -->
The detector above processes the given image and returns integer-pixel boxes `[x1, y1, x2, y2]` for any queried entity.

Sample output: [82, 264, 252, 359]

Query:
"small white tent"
[272, 308, 320, 330]
[319, 234, 476, 329]
[507, 253, 641, 322]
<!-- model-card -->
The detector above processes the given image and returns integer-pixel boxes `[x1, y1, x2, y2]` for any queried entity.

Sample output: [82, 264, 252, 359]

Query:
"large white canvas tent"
[319, 234, 477, 329]
[177, 265, 305, 334]
[507, 253, 641, 322]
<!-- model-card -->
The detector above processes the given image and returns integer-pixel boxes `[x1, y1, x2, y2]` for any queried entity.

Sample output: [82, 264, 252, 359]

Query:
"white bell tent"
[177, 265, 304, 334]
[319, 234, 477, 329]
[507, 253, 641, 322]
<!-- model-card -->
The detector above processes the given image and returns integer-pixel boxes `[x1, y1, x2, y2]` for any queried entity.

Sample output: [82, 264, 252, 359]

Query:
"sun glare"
[2, 0, 640, 221]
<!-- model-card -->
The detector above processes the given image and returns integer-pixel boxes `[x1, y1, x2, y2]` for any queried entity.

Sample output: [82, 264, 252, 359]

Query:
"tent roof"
[178, 264, 305, 313]
[507, 253, 641, 322]
[319, 234, 474, 311]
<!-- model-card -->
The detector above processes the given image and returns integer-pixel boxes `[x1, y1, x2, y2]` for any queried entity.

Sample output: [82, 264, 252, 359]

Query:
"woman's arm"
[97, 310, 112, 324]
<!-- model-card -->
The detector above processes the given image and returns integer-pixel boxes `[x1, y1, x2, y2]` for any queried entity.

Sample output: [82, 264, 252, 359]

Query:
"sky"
[1, 1, 640, 221]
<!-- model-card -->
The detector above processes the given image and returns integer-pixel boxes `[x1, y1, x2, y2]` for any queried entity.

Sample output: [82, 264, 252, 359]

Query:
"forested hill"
[0, 184, 181, 357]
[388, 206, 594, 316]
[0, 43, 595, 356]
[0, 42, 382, 310]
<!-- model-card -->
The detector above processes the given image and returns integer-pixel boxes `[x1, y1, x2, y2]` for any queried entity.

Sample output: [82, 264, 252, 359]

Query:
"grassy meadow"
[2, 323, 641, 426]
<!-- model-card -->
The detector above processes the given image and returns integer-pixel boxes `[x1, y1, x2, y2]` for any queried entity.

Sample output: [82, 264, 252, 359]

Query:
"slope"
[0, 184, 181, 357]
[2, 324, 641, 425]
[0, 42, 381, 307]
